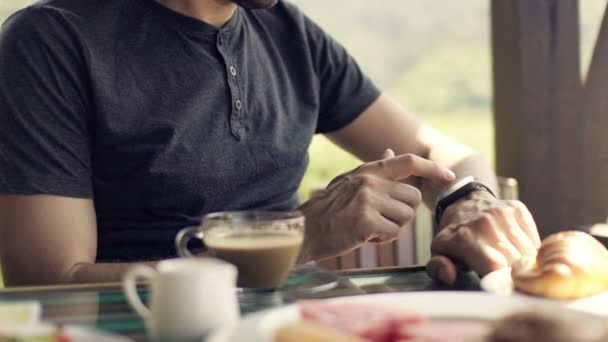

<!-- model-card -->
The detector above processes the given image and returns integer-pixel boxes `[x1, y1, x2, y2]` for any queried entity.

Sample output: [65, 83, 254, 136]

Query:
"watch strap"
[434, 177, 496, 226]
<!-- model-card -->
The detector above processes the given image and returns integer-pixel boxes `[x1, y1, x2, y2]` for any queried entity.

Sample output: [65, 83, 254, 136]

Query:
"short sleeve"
[303, 15, 381, 134]
[0, 7, 93, 198]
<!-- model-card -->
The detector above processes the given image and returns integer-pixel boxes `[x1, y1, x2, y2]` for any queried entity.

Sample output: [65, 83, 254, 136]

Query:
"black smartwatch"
[434, 176, 496, 226]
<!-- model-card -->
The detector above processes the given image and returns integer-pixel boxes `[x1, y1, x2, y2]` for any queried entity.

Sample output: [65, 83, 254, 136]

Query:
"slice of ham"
[297, 300, 489, 342]
[299, 300, 425, 342]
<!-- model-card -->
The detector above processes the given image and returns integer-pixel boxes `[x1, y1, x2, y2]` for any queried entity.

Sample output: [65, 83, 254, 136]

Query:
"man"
[0, 0, 540, 286]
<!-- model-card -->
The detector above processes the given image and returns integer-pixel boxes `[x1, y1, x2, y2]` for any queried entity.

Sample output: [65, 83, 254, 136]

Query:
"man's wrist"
[437, 189, 497, 229]
[434, 177, 495, 226]
[446, 188, 497, 214]
[460, 188, 496, 202]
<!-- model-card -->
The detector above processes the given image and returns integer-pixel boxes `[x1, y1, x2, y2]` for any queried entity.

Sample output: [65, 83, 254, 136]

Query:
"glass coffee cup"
[175, 211, 305, 290]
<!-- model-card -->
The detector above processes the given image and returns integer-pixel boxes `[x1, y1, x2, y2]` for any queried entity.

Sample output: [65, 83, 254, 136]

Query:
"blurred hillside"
[293, 0, 491, 117]
[294, 0, 607, 115]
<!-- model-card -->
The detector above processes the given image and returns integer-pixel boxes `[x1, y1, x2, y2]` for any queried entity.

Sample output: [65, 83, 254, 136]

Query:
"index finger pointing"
[365, 154, 455, 183]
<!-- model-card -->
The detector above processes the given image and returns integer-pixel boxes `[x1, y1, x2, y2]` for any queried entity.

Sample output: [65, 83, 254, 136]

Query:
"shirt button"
[230, 66, 237, 76]
[235, 100, 242, 110]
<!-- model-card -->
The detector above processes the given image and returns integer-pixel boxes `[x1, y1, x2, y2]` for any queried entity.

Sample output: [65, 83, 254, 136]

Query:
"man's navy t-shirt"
[0, 0, 380, 261]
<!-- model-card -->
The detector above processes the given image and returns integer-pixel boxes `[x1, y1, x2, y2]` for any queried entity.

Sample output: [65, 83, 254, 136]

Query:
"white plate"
[480, 267, 608, 317]
[208, 291, 598, 342]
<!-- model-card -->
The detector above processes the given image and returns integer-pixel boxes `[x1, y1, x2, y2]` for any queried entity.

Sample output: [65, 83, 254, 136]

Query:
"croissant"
[511, 230, 608, 299]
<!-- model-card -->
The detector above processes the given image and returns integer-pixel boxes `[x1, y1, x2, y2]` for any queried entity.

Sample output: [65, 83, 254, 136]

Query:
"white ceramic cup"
[122, 258, 239, 342]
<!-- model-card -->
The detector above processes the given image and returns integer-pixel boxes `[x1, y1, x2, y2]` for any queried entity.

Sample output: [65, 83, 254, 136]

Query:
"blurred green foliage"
[289, 0, 493, 199]
[290, 0, 608, 199]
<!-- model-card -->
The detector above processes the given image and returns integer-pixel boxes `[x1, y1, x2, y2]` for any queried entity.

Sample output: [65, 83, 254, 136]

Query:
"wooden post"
[492, 0, 583, 234]
[582, 5, 608, 224]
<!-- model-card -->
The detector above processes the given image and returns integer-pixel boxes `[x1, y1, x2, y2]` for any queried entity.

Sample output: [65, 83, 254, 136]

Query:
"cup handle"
[122, 265, 157, 320]
[175, 226, 204, 257]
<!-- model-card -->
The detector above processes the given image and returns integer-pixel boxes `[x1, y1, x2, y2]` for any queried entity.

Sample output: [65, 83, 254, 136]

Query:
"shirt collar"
[143, 0, 242, 36]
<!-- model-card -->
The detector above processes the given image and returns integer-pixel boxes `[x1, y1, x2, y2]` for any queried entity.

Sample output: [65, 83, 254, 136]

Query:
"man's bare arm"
[326, 94, 497, 204]
[0, 195, 152, 286]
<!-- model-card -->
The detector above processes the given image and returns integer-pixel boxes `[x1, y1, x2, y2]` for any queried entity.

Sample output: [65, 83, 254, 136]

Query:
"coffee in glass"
[176, 211, 305, 289]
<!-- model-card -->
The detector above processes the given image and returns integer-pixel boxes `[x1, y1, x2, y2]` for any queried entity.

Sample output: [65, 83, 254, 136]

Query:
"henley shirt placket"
[216, 31, 245, 140]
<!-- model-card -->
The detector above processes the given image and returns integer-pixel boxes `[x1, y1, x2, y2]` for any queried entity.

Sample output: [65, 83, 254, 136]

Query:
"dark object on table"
[487, 311, 608, 342]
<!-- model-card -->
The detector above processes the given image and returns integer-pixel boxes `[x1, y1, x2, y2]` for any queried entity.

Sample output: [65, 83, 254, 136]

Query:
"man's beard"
[232, 0, 278, 9]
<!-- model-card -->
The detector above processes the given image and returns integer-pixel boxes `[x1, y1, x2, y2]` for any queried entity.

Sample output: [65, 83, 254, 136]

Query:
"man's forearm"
[412, 123, 497, 208]
[67, 261, 157, 284]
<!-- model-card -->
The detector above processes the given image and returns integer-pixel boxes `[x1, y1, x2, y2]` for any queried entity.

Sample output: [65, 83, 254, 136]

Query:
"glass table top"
[0, 265, 480, 342]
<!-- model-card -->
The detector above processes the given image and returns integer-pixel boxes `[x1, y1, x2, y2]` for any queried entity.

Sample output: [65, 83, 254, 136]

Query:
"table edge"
[0, 265, 427, 294]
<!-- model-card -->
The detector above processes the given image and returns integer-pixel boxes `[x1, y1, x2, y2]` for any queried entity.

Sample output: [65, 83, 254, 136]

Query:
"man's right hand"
[297, 150, 455, 262]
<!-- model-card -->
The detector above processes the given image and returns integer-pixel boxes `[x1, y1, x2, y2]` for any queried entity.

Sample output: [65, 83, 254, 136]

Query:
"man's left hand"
[426, 190, 541, 285]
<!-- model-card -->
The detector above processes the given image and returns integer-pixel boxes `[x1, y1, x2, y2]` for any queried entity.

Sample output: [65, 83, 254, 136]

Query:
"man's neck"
[157, 0, 237, 27]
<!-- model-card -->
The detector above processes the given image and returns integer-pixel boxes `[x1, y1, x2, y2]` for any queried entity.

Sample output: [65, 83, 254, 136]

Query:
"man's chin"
[233, 0, 278, 9]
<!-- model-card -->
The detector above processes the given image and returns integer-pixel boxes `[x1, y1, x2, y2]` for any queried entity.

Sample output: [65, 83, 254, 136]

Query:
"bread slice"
[274, 320, 365, 342]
